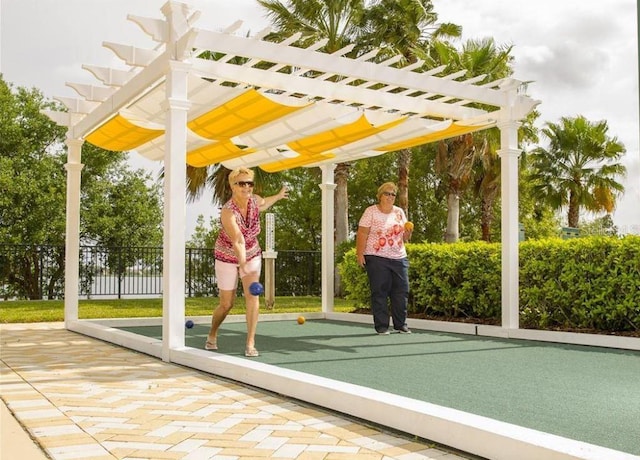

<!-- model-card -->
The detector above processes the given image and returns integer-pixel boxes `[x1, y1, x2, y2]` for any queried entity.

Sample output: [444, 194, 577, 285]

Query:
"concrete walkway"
[0, 323, 470, 460]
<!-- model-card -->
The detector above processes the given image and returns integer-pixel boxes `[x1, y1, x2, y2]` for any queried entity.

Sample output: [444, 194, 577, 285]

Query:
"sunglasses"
[382, 191, 397, 197]
[234, 181, 255, 188]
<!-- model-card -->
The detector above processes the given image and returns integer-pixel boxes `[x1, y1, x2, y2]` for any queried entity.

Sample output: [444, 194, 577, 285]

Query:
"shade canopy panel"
[85, 114, 164, 151]
[187, 88, 310, 141]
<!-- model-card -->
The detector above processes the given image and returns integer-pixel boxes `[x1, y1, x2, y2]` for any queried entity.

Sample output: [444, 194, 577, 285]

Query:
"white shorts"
[215, 257, 262, 291]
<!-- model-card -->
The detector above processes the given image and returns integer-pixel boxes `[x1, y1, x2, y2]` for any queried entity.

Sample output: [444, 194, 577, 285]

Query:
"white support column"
[162, 60, 191, 361]
[497, 120, 522, 329]
[319, 163, 336, 313]
[63, 138, 84, 326]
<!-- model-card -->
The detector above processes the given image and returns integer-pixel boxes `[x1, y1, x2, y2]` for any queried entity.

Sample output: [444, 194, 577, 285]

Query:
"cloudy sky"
[1, 0, 638, 236]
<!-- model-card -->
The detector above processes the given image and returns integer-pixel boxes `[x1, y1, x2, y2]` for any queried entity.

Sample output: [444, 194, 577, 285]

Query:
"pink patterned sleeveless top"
[214, 197, 261, 263]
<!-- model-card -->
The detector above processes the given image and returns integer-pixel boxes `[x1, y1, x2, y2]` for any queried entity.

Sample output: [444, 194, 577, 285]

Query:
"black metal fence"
[0, 244, 321, 300]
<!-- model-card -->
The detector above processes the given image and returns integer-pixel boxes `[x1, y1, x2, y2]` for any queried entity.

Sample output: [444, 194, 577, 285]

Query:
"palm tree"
[427, 37, 515, 242]
[473, 134, 498, 241]
[358, 0, 461, 216]
[435, 133, 477, 242]
[529, 115, 627, 228]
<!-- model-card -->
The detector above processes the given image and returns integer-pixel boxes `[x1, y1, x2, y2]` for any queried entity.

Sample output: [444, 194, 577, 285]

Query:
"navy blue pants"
[364, 255, 409, 332]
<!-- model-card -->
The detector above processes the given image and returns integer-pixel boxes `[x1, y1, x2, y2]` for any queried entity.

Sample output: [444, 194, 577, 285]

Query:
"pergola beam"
[72, 51, 170, 138]
[191, 59, 490, 120]
[191, 29, 508, 108]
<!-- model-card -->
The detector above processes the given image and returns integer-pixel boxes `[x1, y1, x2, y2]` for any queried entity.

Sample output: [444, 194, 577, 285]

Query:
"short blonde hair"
[228, 167, 254, 185]
[376, 182, 397, 200]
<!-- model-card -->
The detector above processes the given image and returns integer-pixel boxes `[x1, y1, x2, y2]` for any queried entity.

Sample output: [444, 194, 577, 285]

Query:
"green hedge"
[339, 236, 640, 333]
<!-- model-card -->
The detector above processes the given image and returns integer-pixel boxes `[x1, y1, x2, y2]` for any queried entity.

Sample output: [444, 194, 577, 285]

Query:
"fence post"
[39, 246, 44, 300]
[117, 247, 122, 300]
[187, 248, 192, 298]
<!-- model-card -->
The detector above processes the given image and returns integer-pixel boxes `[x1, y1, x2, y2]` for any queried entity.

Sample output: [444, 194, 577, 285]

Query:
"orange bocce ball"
[404, 221, 414, 231]
[297, 316, 305, 325]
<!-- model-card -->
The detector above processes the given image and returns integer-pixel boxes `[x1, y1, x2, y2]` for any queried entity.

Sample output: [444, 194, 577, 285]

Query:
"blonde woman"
[206, 167, 288, 357]
[356, 182, 412, 335]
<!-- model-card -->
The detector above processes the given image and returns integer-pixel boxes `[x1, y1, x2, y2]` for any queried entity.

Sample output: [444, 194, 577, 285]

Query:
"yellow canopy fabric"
[85, 114, 163, 152]
[84, 107, 492, 170]
[187, 89, 309, 141]
[377, 122, 492, 152]
[81, 77, 500, 171]
[187, 141, 256, 167]
[261, 114, 405, 172]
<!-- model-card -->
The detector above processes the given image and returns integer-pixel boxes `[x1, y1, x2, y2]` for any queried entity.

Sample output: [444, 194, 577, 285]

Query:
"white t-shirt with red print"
[358, 205, 408, 259]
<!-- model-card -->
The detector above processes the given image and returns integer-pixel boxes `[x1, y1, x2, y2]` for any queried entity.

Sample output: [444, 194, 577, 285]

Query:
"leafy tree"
[0, 77, 163, 299]
[403, 144, 450, 242]
[78, 151, 163, 296]
[529, 115, 627, 228]
[470, 109, 541, 242]
[517, 161, 561, 240]
[435, 133, 478, 242]
[82, 168, 162, 247]
[358, 0, 460, 61]
[0, 78, 68, 299]
[269, 168, 323, 251]
[184, 215, 220, 297]
[0, 78, 67, 245]
[188, 215, 220, 249]
[473, 133, 499, 241]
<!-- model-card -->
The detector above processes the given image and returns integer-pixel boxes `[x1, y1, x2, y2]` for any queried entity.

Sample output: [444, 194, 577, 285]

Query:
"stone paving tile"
[1, 323, 469, 460]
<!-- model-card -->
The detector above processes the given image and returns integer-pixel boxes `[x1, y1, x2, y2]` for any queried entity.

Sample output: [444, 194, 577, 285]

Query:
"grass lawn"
[0, 297, 356, 323]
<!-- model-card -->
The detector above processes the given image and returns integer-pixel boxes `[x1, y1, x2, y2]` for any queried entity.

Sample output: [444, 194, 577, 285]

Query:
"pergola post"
[63, 138, 84, 326]
[320, 163, 336, 313]
[497, 120, 522, 329]
[159, 1, 195, 361]
[161, 61, 191, 361]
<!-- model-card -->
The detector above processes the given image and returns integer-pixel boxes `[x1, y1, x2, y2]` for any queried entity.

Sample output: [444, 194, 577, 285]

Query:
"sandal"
[244, 347, 259, 357]
[205, 339, 217, 350]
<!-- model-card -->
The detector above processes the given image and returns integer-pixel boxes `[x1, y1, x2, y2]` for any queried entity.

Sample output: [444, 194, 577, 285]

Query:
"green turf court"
[120, 319, 640, 457]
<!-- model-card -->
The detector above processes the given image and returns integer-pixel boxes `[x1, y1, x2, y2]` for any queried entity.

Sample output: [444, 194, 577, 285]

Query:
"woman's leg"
[389, 257, 409, 330]
[207, 289, 235, 344]
[240, 257, 262, 353]
[241, 277, 260, 351]
[207, 260, 238, 347]
[365, 255, 391, 332]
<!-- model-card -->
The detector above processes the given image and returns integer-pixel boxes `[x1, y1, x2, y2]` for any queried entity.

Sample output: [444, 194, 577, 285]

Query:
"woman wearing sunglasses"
[206, 167, 288, 357]
[356, 182, 413, 335]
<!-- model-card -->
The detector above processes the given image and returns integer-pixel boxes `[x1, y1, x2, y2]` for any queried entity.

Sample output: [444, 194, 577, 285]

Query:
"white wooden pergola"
[45, 1, 539, 362]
